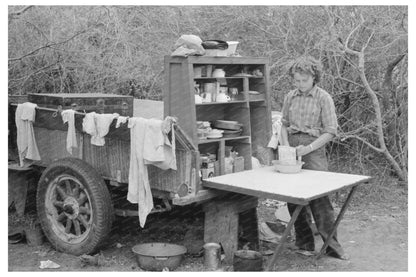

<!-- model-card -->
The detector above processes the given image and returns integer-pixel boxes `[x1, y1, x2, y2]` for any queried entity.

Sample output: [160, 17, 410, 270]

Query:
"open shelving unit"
[164, 56, 272, 190]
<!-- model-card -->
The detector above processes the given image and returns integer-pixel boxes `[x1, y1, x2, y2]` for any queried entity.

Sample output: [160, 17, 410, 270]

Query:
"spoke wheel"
[45, 174, 93, 244]
[37, 158, 113, 255]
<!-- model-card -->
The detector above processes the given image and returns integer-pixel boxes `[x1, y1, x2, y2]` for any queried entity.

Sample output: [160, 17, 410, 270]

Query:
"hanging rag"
[143, 117, 177, 170]
[82, 112, 119, 146]
[116, 116, 129, 128]
[267, 115, 283, 149]
[127, 117, 178, 227]
[127, 117, 154, 227]
[61, 109, 77, 154]
[15, 102, 41, 166]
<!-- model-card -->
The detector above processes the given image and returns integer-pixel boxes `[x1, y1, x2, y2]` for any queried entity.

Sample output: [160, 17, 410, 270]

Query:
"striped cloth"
[281, 86, 338, 137]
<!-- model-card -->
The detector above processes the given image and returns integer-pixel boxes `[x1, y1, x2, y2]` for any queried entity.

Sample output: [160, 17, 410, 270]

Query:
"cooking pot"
[132, 243, 187, 271]
[201, 40, 229, 50]
[214, 120, 243, 130]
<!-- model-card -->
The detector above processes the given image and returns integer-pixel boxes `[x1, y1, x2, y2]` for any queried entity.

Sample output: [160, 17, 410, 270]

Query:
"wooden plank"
[133, 99, 163, 119]
[196, 105, 226, 122]
[166, 60, 197, 143]
[202, 195, 258, 264]
[204, 204, 239, 264]
[28, 93, 133, 116]
[164, 56, 172, 117]
[167, 56, 269, 65]
[218, 140, 225, 175]
[195, 100, 247, 106]
[34, 127, 82, 166]
[203, 166, 372, 205]
[197, 136, 250, 145]
[172, 189, 224, 206]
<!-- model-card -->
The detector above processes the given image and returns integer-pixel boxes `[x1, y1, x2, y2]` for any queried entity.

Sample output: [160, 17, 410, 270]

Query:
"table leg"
[266, 204, 304, 271]
[316, 185, 358, 260]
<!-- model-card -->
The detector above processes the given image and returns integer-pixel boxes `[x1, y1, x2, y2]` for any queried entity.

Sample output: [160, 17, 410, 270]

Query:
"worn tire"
[36, 157, 113, 255]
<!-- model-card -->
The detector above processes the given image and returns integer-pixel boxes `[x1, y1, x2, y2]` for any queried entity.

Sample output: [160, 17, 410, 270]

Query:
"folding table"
[202, 166, 372, 271]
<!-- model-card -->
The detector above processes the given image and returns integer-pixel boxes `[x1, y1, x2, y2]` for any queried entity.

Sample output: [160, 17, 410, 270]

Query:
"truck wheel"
[36, 157, 113, 255]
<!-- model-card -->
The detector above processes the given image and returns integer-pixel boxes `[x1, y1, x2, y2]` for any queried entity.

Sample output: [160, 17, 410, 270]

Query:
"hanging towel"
[15, 102, 41, 166]
[94, 113, 119, 145]
[127, 117, 153, 227]
[116, 116, 129, 128]
[82, 112, 119, 146]
[267, 116, 283, 149]
[61, 109, 77, 154]
[143, 119, 166, 163]
[82, 112, 97, 138]
[143, 117, 177, 170]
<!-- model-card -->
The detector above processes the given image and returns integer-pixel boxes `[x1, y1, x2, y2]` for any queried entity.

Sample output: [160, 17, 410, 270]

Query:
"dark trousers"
[287, 133, 345, 257]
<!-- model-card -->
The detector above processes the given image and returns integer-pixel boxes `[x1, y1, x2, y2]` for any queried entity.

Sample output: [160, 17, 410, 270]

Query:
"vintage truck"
[8, 56, 273, 258]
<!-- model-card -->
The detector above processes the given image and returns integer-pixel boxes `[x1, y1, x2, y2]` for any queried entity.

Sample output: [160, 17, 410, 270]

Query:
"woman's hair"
[287, 56, 323, 84]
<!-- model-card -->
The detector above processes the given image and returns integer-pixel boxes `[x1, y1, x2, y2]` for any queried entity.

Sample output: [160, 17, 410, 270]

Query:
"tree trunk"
[355, 52, 407, 182]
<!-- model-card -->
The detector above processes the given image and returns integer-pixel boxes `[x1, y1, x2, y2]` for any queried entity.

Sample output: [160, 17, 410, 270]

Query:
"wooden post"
[203, 195, 258, 264]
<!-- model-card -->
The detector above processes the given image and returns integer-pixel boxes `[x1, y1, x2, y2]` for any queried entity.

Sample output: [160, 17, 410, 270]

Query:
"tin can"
[203, 242, 221, 271]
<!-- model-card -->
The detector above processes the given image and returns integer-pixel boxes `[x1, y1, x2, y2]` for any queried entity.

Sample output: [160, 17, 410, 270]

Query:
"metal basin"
[132, 243, 187, 271]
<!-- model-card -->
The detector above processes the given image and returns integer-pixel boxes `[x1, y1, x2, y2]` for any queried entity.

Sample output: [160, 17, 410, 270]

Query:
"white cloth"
[15, 102, 41, 166]
[267, 115, 283, 149]
[127, 117, 177, 227]
[127, 117, 153, 227]
[61, 109, 77, 154]
[82, 112, 119, 146]
[143, 118, 177, 170]
[116, 116, 129, 128]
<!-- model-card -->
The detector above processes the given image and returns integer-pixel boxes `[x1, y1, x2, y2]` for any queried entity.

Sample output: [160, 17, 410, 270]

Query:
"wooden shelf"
[249, 99, 266, 102]
[198, 135, 250, 144]
[196, 100, 247, 106]
[194, 76, 264, 80]
[164, 55, 272, 194]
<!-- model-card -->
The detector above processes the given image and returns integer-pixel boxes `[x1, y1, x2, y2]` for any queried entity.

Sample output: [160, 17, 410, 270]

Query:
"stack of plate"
[206, 129, 224, 139]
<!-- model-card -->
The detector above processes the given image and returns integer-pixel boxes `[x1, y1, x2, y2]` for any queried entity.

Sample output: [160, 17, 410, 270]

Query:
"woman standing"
[280, 56, 348, 260]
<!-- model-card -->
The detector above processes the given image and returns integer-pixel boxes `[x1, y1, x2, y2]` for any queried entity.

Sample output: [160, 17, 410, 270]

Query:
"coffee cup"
[216, 92, 231, 102]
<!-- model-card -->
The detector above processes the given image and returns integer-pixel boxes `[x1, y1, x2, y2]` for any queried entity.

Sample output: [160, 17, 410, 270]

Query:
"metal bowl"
[132, 243, 187, 271]
[272, 160, 304, 174]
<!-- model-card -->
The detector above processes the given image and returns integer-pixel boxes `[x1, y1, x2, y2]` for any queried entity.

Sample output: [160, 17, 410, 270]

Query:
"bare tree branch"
[361, 30, 375, 52]
[338, 135, 384, 152]
[8, 29, 88, 62]
[9, 5, 34, 17]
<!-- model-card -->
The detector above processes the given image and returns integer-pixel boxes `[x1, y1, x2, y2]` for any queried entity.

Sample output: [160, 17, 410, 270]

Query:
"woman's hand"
[296, 145, 312, 156]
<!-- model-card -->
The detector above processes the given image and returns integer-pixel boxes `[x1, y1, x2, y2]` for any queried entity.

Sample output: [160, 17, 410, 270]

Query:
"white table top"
[202, 166, 372, 205]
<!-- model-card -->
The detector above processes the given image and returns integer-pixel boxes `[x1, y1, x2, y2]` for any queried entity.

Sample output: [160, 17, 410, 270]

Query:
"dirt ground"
[8, 179, 408, 272]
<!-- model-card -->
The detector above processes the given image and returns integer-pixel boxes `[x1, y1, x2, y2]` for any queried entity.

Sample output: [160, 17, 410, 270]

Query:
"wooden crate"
[28, 93, 134, 116]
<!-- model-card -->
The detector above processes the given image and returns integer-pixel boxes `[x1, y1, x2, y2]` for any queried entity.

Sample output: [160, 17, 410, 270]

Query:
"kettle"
[212, 68, 225, 78]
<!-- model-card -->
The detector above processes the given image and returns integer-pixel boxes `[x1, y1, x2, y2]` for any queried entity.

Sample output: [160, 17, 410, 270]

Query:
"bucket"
[233, 250, 263, 271]
[132, 243, 187, 271]
[203, 242, 221, 271]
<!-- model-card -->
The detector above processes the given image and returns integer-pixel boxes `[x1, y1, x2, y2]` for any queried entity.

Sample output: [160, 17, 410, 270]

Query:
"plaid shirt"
[281, 86, 338, 137]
